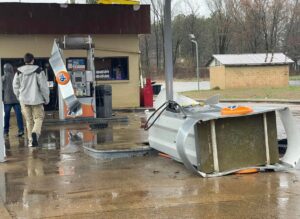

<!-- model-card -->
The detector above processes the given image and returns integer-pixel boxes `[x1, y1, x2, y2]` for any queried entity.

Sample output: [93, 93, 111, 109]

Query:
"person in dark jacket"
[2, 63, 24, 137]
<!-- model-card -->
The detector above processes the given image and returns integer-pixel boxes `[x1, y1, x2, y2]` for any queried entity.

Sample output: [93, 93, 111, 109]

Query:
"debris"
[158, 152, 171, 159]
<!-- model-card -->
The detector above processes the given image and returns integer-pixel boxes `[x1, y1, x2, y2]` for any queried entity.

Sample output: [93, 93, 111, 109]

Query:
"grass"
[153, 78, 209, 83]
[173, 78, 210, 82]
[290, 75, 300, 81]
[182, 86, 300, 100]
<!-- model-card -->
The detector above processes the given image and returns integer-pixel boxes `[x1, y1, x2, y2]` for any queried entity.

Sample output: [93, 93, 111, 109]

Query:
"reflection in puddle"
[58, 166, 75, 176]
[0, 113, 149, 207]
[5, 112, 148, 153]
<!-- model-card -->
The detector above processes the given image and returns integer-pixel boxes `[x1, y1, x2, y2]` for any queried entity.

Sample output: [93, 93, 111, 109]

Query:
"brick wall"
[210, 66, 226, 89]
[210, 65, 289, 89]
[225, 65, 289, 88]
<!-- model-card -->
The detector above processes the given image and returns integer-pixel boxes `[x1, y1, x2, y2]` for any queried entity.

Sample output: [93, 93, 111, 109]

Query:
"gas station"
[1, 0, 300, 218]
[0, 1, 150, 158]
[0, 0, 299, 175]
[0, 2, 149, 109]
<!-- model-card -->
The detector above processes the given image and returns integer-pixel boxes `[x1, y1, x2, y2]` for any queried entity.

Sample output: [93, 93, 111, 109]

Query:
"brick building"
[207, 53, 294, 89]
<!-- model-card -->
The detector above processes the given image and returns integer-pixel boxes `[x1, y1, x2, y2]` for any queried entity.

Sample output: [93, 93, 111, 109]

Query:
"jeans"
[4, 103, 24, 134]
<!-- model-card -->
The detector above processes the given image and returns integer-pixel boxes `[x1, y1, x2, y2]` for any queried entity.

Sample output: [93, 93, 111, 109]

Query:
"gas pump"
[50, 36, 96, 120]
[65, 57, 95, 118]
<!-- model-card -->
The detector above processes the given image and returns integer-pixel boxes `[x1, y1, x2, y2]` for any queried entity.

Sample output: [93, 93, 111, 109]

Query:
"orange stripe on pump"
[64, 103, 94, 118]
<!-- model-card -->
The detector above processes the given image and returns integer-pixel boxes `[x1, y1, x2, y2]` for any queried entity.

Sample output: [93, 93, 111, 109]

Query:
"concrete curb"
[113, 107, 154, 112]
[197, 99, 300, 104]
[44, 116, 128, 125]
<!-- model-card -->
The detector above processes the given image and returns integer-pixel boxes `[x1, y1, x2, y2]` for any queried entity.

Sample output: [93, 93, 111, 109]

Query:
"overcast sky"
[0, 0, 210, 17]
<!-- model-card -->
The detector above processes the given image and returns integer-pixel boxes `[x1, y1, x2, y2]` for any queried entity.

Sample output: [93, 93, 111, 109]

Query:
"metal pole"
[0, 58, 6, 162]
[164, 0, 174, 101]
[192, 40, 199, 91]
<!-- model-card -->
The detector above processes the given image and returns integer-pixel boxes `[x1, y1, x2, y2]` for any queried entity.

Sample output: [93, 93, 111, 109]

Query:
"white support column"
[0, 59, 6, 162]
[211, 120, 219, 172]
[58, 90, 65, 120]
[263, 113, 270, 165]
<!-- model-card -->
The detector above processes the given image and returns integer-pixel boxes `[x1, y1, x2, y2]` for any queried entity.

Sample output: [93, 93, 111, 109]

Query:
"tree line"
[140, 0, 300, 79]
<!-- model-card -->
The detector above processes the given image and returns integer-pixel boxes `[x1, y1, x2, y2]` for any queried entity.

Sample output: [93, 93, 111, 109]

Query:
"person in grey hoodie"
[13, 53, 49, 147]
[2, 63, 24, 137]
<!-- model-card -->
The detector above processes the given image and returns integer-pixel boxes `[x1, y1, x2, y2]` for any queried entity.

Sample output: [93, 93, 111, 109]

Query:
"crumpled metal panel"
[196, 112, 278, 173]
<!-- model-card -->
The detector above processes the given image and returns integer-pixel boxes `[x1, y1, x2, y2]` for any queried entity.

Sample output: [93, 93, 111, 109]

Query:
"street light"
[189, 34, 200, 91]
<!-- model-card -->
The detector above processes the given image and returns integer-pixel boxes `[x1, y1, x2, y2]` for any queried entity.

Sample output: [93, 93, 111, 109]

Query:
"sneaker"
[32, 133, 38, 147]
[28, 140, 33, 147]
[17, 131, 24, 137]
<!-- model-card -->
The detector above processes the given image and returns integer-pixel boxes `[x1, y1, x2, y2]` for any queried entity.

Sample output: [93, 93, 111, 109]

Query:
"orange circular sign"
[56, 71, 70, 85]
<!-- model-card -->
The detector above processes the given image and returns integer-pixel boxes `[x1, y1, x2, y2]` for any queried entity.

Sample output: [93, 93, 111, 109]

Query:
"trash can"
[152, 84, 162, 95]
[95, 85, 112, 118]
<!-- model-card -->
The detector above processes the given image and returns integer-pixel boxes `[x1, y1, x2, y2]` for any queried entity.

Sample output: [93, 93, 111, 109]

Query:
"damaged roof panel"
[0, 3, 150, 34]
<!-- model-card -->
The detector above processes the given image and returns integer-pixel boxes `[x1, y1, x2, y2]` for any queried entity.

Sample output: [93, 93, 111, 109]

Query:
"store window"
[94, 57, 129, 81]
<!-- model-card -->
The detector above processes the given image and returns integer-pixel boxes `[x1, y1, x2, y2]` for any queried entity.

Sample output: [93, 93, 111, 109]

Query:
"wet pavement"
[1, 108, 300, 218]
[161, 81, 211, 92]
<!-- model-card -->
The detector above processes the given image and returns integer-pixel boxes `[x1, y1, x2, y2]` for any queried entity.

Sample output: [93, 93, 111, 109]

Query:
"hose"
[144, 100, 187, 131]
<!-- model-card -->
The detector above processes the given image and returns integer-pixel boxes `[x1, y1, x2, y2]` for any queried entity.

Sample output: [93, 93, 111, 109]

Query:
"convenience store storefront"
[0, 3, 150, 109]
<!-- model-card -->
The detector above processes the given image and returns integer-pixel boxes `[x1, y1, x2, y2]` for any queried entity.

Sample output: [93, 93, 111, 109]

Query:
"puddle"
[2, 111, 300, 218]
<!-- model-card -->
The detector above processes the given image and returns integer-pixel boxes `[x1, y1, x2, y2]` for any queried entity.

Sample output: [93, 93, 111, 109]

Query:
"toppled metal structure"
[146, 92, 300, 177]
[144, 0, 300, 177]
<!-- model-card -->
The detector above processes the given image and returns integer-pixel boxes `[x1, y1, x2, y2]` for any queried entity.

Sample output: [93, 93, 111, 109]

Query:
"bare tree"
[150, 0, 165, 73]
[207, 0, 233, 54]
[284, 0, 299, 54]
[139, 0, 300, 78]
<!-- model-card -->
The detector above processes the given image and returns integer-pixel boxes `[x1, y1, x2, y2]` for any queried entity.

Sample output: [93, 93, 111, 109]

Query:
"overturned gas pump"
[145, 91, 300, 177]
[142, 0, 300, 177]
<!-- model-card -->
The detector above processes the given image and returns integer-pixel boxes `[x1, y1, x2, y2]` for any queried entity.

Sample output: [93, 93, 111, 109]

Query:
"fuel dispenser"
[65, 57, 95, 118]
[54, 36, 96, 120]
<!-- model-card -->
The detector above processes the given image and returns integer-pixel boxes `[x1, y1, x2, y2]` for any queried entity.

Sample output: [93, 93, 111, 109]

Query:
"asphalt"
[1, 106, 300, 218]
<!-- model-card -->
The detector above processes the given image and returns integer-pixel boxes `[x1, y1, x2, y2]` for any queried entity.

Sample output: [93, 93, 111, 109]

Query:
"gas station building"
[0, 3, 150, 109]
